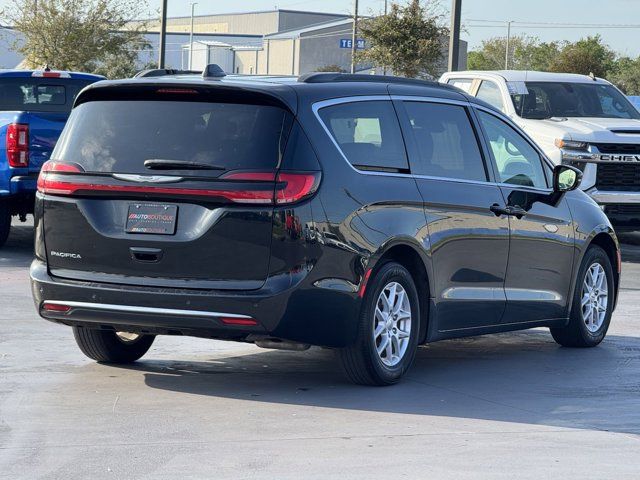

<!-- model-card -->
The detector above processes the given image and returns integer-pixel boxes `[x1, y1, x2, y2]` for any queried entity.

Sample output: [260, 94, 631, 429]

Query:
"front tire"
[0, 200, 11, 249]
[73, 327, 155, 363]
[550, 245, 614, 348]
[339, 262, 420, 386]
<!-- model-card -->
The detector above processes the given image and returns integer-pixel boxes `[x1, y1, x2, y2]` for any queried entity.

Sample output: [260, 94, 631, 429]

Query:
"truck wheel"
[0, 201, 10, 248]
[550, 245, 614, 348]
[339, 262, 420, 386]
[72, 327, 155, 363]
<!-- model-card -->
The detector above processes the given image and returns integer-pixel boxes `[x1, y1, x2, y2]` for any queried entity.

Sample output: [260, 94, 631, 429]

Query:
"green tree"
[467, 35, 560, 71]
[2, 0, 149, 74]
[357, 0, 449, 78]
[608, 56, 640, 95]
[315, 64, 347, 73]
[548, 35, 616, 77]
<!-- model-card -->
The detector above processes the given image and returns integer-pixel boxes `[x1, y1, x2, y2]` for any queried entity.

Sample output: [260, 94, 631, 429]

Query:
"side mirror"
[553, 164, 582, 193]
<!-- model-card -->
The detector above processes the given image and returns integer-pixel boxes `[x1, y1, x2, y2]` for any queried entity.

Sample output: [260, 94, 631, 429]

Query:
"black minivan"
[31, 71, 620, 385]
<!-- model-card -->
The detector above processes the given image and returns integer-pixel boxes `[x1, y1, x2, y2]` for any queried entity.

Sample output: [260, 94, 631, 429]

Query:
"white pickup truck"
[440, 70, 640, 230]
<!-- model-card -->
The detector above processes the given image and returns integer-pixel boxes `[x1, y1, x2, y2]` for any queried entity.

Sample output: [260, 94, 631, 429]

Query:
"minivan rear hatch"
[40, 83, 302, 290]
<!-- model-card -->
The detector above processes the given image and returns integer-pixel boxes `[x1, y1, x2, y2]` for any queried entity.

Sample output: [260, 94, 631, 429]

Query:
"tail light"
[38, 162, 321, 206]
[222, 171, 321, 205]
[6, 123, 29, 167]
[275, 173, 320, 204]
[37, 161, 85, 195]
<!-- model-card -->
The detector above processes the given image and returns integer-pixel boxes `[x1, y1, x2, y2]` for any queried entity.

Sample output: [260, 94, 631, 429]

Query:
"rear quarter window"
[318, 100, 409, 172]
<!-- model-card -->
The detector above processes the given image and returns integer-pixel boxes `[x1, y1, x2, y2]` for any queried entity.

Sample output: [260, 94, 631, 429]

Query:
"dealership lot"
[1, 220, 639, 479]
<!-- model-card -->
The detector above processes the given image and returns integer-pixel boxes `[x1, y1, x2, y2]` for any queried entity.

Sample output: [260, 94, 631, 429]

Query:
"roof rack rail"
[134, 68, 200, 78]
[202, 64, 226, 79]
[298, 72, 441, 87]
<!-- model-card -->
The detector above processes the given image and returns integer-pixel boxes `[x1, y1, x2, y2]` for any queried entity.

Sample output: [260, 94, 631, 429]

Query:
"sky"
[1, 0, 639, 56]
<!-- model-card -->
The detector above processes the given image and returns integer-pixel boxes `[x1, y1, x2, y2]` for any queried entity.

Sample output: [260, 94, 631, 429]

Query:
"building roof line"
[135, 9, 350, 23]
[265, 18, 355, 39]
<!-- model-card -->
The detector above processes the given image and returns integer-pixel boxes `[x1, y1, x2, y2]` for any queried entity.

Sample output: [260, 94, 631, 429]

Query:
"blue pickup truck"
[0, 69, 104, 247]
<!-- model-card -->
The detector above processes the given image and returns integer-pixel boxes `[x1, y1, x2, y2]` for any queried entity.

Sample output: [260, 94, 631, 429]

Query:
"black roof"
[76, 69, 478, 114]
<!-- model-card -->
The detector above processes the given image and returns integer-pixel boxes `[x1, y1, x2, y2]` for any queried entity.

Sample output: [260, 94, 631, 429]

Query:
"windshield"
[511, 82, 640, 120]
[0, 78, 93, 113]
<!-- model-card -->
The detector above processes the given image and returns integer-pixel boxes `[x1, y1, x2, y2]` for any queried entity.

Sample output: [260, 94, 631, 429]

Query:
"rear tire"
[0, 201, 10, 249]
[73, 327, 155, 363]
[550, 245, 614, 348]
[339, 262, 420, 386]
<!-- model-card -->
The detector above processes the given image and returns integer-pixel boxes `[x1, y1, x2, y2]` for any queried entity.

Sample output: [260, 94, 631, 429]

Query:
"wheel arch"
[367, 240, 432, 344]
[570, 228, 620, 315]
[588, 231, 620, 304]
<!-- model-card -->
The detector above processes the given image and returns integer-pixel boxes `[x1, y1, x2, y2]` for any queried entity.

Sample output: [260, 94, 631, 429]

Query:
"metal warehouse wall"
[277, 11, 348, 33]
[133, 10, 347, 36]
[133, 11, 279, 35]
[0, 29, 25, 68]
[263, 39, 297, 75]
[298, 25, 354, 74]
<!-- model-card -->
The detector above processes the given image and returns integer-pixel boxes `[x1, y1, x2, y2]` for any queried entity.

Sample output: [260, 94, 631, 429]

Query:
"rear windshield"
[0, 78, 93, 113]
[52, 100, 292, 174]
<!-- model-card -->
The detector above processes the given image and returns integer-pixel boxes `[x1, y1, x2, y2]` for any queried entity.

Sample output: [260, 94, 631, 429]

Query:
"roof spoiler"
[134, 64, 227, 79]
[134, 68, 200, 78]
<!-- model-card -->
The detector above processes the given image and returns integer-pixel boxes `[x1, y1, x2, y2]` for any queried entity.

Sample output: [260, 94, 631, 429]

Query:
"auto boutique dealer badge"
[126, 204, 178, 235]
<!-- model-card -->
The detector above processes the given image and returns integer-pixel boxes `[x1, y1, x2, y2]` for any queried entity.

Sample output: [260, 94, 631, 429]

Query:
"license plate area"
[126, 204, 178, 235]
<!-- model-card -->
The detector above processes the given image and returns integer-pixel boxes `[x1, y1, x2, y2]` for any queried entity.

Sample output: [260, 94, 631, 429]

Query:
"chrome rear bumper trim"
[43, 301, 252, 319]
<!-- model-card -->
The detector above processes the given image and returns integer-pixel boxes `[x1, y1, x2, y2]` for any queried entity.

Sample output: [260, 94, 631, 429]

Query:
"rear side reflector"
[6, 123, 29, 167]
[42, 302, 71, 313]
[617, 248, 622, 274]
[358, 268, 373, 298]
[220, 317, 258, 326]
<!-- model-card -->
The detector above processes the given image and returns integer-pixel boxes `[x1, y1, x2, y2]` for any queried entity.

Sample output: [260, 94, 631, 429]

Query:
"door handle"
[489, 204, 527, 219]
[490, 204, 510, 217]
[508, 206, 527, 219]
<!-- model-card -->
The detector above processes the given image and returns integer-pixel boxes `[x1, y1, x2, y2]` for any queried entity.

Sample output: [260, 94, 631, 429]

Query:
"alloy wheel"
[581, 262, 608, 333]
[373, 281, 412, 367]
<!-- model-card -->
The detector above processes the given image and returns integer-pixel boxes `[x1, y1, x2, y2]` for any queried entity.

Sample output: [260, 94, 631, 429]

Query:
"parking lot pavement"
[1, 221, 639, 479]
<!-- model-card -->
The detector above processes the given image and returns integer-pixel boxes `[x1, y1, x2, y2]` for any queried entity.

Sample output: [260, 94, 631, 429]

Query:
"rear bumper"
[11, 174, 38, 194]
[30, 258, 360, 347]
[0, 173, 38, 196]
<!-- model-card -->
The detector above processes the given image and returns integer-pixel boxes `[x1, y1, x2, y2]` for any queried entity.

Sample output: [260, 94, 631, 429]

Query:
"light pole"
[383, 0, 388, 75]
[158, 0, 168, 68]
[189, 2, 198, 70]
[350, 0, 359, 74]
[448, 0, 462, 72]
[505, 21, 512, 69]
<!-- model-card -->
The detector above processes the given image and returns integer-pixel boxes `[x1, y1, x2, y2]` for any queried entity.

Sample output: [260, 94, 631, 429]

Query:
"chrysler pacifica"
[30, 71, 620, 385]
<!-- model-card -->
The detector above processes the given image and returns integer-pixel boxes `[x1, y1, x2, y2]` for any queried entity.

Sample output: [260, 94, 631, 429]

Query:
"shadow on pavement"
[113, 329, 640, 436]
[0, 220, 34, 268]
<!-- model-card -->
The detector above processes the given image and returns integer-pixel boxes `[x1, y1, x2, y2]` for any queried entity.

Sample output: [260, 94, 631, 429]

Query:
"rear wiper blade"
[144, 159, 225, 171]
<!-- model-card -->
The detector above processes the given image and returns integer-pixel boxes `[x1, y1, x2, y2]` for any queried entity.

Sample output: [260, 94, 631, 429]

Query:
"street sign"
[339, 39, 365, 49]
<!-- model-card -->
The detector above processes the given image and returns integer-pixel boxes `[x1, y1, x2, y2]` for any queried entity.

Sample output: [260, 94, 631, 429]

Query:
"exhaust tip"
[251, 336, 310, 351]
